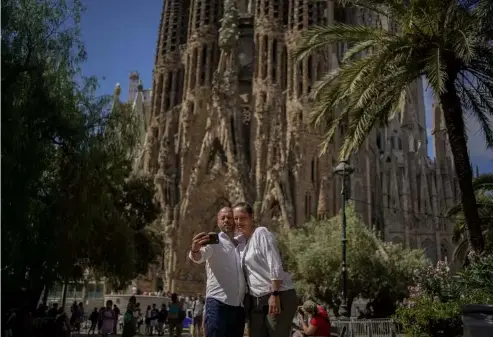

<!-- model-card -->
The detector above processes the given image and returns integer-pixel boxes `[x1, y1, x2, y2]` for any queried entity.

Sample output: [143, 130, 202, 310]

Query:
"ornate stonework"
[124, 0, 458, 294]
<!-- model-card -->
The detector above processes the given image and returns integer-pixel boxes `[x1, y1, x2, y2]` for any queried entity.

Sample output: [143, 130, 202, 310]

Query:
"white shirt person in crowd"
[188, 206, 246, 337]
[234, 202, 298, 337]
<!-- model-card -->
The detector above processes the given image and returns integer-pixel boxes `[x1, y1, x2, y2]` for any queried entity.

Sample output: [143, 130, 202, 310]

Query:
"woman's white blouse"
[239, 226, 294, 297]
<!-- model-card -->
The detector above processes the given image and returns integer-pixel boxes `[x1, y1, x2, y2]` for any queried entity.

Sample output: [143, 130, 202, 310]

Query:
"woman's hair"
[171, 293, 178, 303]
[233, 202, 254, 216]
[302, 300, 318, 315]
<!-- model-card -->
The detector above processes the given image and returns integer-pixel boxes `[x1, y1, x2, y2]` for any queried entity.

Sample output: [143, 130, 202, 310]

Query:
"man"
[191, 294, 205, 337]
[112, 304, 120, 334]
[189, 207, 246, 337]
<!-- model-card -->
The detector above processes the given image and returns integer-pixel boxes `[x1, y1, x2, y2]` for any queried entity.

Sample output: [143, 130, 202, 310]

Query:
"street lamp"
[333, 160, 354, 318]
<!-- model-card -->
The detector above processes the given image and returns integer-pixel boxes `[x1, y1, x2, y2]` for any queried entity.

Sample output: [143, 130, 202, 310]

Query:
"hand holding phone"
[205, 232, 219, 245]
[191, 232, 210, 252]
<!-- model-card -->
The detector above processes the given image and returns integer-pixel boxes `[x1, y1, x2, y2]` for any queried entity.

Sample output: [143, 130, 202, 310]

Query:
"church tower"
[136, 0, 458, 294]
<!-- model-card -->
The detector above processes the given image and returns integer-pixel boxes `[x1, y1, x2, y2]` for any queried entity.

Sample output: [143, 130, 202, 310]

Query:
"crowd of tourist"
[4, 202, 332, 337]
[3, 291, 208, 337]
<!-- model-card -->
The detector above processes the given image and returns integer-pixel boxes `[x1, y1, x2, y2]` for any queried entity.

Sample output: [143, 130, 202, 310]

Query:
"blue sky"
[80, 0, 492, 173]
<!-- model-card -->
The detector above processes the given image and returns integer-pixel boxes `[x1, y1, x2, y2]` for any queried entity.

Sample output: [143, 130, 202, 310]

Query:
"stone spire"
[317, 178, 330, 219]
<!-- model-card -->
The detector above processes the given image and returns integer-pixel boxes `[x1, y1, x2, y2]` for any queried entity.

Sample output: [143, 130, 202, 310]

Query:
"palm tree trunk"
[439, 79, 485, 255]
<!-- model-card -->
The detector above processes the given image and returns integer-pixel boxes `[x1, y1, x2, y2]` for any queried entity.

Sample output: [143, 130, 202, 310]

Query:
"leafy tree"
[295, 0, 493, 255]
[448, 173, 493, 264]
[278, 204, 427, 318]
[1, 0, 161, 312]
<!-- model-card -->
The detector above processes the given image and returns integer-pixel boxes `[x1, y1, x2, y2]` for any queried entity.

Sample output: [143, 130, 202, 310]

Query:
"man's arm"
[188, 245, 214, 264]
[189, 232, 214, 263]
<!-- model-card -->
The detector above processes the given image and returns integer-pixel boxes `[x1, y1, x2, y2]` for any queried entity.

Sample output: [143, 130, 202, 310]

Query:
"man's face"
[217, 207, 234, 233]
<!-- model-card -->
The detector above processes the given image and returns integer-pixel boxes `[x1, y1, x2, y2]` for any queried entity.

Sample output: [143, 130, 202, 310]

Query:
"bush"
[395, 256, 493, 337]
[278, 204, 427, 318]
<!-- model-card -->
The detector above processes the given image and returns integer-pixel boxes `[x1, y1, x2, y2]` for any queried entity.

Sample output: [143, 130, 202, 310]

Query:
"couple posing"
[188, 202, 297, 337]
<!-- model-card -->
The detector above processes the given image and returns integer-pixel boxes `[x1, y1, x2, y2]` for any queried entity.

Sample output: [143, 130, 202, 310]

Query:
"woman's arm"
[258, 228, 284, 283]
[300, 319, 317, 335]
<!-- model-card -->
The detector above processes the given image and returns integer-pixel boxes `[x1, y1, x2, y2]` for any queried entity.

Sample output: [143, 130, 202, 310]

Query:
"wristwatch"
[271, 291, 280, 296]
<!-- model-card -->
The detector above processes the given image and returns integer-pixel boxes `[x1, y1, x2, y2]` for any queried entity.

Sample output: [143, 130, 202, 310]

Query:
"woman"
[233, 202, 298, 337]
[97, 307, 105, 333]
[55, 307, 71, 337]
[293, 301, 331, 337]
[134, 302, 143, 333]
[157, 304, 168, 336]
[145, 305, 152, 335]
[168, 293, 183, 337]
[201, 302, 206, 337]
[100, 300, 115, 337]
[122, 304, 135, 337]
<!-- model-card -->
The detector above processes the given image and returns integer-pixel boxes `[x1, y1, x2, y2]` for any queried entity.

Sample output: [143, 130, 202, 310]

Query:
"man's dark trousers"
[205, 297, 245, 337]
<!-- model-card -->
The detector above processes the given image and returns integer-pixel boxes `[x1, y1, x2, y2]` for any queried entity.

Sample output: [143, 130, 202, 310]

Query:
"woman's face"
[233, 207, 253, 235]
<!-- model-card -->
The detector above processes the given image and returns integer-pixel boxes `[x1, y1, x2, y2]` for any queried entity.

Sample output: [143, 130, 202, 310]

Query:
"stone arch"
[265, 200, 282, 230]
[408, 238, 417, 249]
[440, 239, 450, 262]
[421, 238, 437, 264]
[376, 132, 382, 151]
[206, 138, 228, 174]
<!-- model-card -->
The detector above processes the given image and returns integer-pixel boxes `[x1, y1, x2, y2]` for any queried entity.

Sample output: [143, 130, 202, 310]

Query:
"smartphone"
[205, 233, 219, 245]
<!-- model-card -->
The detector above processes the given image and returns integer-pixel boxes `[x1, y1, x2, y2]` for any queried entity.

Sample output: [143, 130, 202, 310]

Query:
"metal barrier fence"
[331, 318, 398, 337]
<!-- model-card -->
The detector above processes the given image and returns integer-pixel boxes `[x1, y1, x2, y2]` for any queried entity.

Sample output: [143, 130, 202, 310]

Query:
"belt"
[250, 293, 271, 307]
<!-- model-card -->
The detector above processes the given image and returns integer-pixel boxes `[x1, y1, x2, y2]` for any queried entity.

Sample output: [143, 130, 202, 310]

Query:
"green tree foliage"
[448, 173, 493, 264]
[295, 0, 493, 255]
[278, 204, 427, 318]
[1, 0, 161, 310]
[395, 256, 493, 337]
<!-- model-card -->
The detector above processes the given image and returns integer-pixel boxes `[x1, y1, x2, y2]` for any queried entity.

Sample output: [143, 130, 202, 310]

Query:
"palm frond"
[423, 48, 447, 94]
[450, 30, 475, 64]
[336, 0, 408, 20]
[452, 220, 465, 243]
[453, 227, 493, 264]
[472, 173, 493, 191]
[447, 203, 464, 217]
[475, 0, 493, 31]
[453, 239, 469, 264]
[294, 24, 392, 63]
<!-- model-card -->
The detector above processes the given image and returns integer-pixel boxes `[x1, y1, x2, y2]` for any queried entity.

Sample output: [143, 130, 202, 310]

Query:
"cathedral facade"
[127, 0, 458, 294]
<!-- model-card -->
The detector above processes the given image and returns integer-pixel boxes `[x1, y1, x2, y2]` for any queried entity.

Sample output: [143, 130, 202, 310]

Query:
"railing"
[331, 318, 398, 337]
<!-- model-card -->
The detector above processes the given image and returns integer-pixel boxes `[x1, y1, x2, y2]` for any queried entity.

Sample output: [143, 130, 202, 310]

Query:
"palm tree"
[295, 0, 493, 254]
[449, 173, 493, 264]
